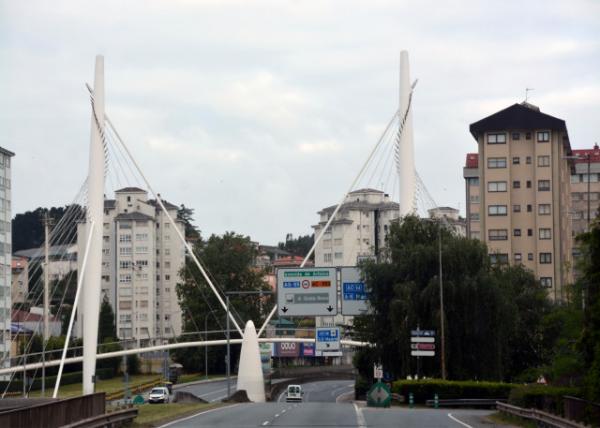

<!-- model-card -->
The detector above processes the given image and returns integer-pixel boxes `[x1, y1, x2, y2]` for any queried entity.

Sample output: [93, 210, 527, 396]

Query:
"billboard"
[301, 342, 315, 357]
[275, 342, 300, 357]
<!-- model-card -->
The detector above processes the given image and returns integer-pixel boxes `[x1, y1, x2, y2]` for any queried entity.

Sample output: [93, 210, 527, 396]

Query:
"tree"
[353, 215, 553, 382]
[177, 204, 201, 241]
[575, 216, 600, 400]
[278, 234, 314, 260]
[173, 232, 271, 373]
[98, 295, 116, 343]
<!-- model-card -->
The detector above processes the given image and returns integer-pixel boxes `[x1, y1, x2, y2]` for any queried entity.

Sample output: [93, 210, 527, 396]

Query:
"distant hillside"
[12, 205, 82, 252]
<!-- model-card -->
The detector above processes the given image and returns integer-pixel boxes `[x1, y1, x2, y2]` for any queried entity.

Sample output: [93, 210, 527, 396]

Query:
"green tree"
[177, 204, 201, 241]
[353, 215, 552, 382]
[98, 295, 116, 343]
[278, 234, 314, 260]
[174, 232, 271, 373]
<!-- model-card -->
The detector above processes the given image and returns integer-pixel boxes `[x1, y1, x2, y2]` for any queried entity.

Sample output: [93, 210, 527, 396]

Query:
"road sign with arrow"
[277, 267, 337, 316]
[315, 327, 340, 351]
[367, 382, 392, 408]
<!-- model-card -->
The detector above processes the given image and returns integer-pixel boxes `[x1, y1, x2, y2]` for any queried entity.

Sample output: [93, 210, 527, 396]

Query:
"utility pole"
[226, 296, 230, 399]
[586, 153, 591, 231]
[42, 212, 52, 396]
[438, 223, 447, 380]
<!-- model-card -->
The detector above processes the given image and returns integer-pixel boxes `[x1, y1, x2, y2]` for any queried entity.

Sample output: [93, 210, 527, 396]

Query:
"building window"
[164, 248, 170, 256]
[538, 155, 550, 167]
[488, 229, 508, 241]
[528, 229, 533, 237]
[526, 156, 532, 164]
[528, 253, 534, 261]
[513, 204, 521, 213]
[525, 132, 532, 140]
[334, 238, 343, 246]
[119, 261, 132, 269]
[119, 301, 132, 310]
[324, 253, 332, 263]
[470, 177, 480, 186]
[513, 180, 521, 189]
[471, 213, 480, 221]
[538, 180, 551, 191]
[136, 260, 148, 267]
[571, 174, 580, 184]
[165, 274, 171, 281]
[512, 132, 520, 141]
[334, 252, 343, 259]
[119, 274, 132, 283]
[470, 195, 480, 203]
[470, 231, 480, 239]
[139, 300, 149, 308]
[572, 193, 582, 202]
[538, 204, 551, 215]
[488, 181, 507, 192]
[487, 133, 507, 144]
[526, 180, 532, 188]
[540, 277, 553, 288]
[488, 157, 507, 168]
[136, 233, 148, 241]
[512, 157, 520, 165]
[119, 234, 132, 243]
[119, 247, 132, 256]
[514, 229, 521, 237]
[539, 228, 552, 239]
[488, 205, 507, 216]
[136, 246, 149, 254]
[539, 252, 552, 264]
[489, 254, 509, 265]
[537, 131, 550, 142]
[514, 253, 522, 262]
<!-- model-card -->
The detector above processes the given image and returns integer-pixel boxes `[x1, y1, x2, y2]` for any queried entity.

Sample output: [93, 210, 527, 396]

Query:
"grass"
[487, 411, 537, 428]
[28, 374, 162, 398]
[127, 402, 224, 427]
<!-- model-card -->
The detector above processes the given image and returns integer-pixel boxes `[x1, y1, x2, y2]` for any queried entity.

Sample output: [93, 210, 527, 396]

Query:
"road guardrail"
[497, 401, 591, 428]
[60, 407, 138, 428]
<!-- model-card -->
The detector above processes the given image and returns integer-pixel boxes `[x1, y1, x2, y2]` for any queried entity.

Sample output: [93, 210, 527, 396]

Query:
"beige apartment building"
[570, 144, 600, 237]
[463, 102, 573, 301]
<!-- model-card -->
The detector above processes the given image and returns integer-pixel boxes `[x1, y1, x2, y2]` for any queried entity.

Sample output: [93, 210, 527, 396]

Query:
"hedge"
[508, 384, 582, 415]
[392, 379, 516, 404]
[0, 368, 115, 393]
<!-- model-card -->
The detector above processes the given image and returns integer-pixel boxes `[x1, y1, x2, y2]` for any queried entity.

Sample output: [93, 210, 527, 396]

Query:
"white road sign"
[340, 267, 370, 316]
[316, 327, 341, 351]
[277, 268, 337, 316]
[373, 364, 383, 379]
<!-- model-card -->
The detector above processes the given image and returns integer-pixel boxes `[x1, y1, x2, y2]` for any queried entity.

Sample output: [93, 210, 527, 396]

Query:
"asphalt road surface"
[161, 402, 497, 427]
[277, 380, 355, 403]
[176, 378, 238, 402]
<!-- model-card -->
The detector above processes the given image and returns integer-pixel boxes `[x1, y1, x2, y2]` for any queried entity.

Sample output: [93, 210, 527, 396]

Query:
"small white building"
[427, 206, 467, 237]
[77, 187, 185, 347]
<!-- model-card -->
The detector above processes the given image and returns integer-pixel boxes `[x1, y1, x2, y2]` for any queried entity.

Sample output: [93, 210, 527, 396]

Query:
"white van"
[286, 384, 303, 402]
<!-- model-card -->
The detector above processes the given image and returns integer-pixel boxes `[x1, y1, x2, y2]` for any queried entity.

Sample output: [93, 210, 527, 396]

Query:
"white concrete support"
[82, 55, 106, 395]
[236, 321, 265, 402]
[398, 50, 416, 216]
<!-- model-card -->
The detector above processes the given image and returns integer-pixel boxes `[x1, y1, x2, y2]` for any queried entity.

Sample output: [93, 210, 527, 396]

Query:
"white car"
[148, 387, 170, 404]
[286, 384, 303, 402]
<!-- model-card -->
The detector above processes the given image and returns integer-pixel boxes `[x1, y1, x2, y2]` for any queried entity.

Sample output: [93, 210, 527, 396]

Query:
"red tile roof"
[465, 153, 479, 168]
[572, 144, 600, 164]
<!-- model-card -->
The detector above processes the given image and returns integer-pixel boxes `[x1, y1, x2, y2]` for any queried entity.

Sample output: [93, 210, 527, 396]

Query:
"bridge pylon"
[236, 320, 265, 402]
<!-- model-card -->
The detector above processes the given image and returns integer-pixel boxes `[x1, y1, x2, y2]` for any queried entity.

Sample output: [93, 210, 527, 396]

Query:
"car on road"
[286, 384, 303, 402]
[148, 387, 170, 404]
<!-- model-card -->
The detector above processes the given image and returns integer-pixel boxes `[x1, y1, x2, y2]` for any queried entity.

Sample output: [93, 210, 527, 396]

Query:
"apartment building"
[464, 102, 573, 301]
[570, 144, 600, 237]
[0, 147, 14, 379]
[312, 188, 400, 266]
[77, 187, 185, 347]
[11, 257, 28, 305]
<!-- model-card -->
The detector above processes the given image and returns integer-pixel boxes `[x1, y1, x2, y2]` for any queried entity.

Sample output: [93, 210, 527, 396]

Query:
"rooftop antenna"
[525, 87, 534, 102]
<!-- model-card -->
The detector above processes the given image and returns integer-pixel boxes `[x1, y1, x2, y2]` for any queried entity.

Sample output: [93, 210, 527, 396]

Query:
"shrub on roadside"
[391, 379, 515, 404]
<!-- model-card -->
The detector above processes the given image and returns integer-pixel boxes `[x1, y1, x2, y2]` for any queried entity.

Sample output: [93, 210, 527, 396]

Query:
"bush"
[355, 376, 370, 400]
[508, 384, 582, 415]
[391, 379, 516, 404]
[0, 368, 115, 393]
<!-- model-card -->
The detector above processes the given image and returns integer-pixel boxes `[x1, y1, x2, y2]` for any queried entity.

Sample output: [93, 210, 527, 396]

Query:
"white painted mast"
[398, 50, 416, 216]
[82, 55, 105, 395]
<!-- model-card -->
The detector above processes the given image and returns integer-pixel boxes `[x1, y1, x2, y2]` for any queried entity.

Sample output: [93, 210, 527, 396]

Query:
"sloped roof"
[115, 187, 147, 193]
[147, 199, 179, 211]
[114, 212, 155, 221]
[469, 103, 567, 139]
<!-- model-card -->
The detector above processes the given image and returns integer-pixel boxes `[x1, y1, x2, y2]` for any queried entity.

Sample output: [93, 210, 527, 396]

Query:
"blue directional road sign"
[340, 267, 370, 315]
[315, 327, 340, 351]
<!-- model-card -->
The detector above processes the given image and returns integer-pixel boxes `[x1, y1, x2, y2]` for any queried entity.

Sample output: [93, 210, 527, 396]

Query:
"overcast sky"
[2, 0, 599, 245]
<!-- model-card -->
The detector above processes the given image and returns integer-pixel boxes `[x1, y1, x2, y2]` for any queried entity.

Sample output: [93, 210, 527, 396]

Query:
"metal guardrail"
[425, 398, 505, 407]
[105, 378, 162, 401]
[497, 401, 590, 428]
[60, 408, 138, 428]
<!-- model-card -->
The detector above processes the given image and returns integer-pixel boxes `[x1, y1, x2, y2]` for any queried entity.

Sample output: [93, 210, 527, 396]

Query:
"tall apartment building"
[313, 188, 400, 266]
[570, 144, 600, 237]
[0, 147, 14, 378]
[463, 102, 573, 300]
[77, 187, 185, 347]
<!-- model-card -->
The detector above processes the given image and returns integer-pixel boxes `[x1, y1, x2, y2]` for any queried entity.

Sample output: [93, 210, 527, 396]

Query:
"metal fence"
[0, 392, 105, 428]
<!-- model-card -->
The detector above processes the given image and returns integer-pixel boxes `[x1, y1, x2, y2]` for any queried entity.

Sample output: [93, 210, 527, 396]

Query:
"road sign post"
[277, 268, 337, 316]
[410, 329, 436, 357]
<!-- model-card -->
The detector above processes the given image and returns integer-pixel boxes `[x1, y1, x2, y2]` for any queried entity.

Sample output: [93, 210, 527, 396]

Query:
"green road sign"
[133, 394, 145, 405]
[367, 381, 392, 408]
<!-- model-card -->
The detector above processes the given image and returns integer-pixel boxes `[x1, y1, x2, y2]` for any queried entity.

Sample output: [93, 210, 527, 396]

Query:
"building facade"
[11, 257, 29, 305]
[0, 147, 14, 378]
[464, 102, 573, 300]
[427, 206, 467, 237]
[77, 187, 185, 347]
[312, 188, 400, 266]
[570, 144, 600, 237]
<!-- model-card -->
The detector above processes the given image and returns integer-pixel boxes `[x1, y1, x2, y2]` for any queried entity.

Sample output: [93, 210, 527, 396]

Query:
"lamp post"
[438, 222, 447, 380]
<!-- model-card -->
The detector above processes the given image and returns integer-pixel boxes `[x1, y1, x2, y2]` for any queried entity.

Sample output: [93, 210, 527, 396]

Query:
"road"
[176, 378, 238, 402]
[161, 402, 497, 427]
[165, 380, 500, 427]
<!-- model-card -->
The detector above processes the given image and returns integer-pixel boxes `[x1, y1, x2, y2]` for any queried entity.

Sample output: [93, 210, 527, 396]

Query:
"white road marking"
[157, 404, 240, 428]
[281, 409, 286, 413]
[275, 413, 280, 418]
[262, 422, 269, 426]
[353, 403, 367, 428]
[448, 413, 474, 428]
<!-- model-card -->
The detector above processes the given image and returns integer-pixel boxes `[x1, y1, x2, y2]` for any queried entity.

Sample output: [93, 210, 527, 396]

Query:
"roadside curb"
[157, 403, 240, 428]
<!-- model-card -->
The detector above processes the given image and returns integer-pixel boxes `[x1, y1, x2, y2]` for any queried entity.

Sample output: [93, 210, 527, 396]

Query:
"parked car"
[148, 387, 170, 404]
[286, 384, 303, 402]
